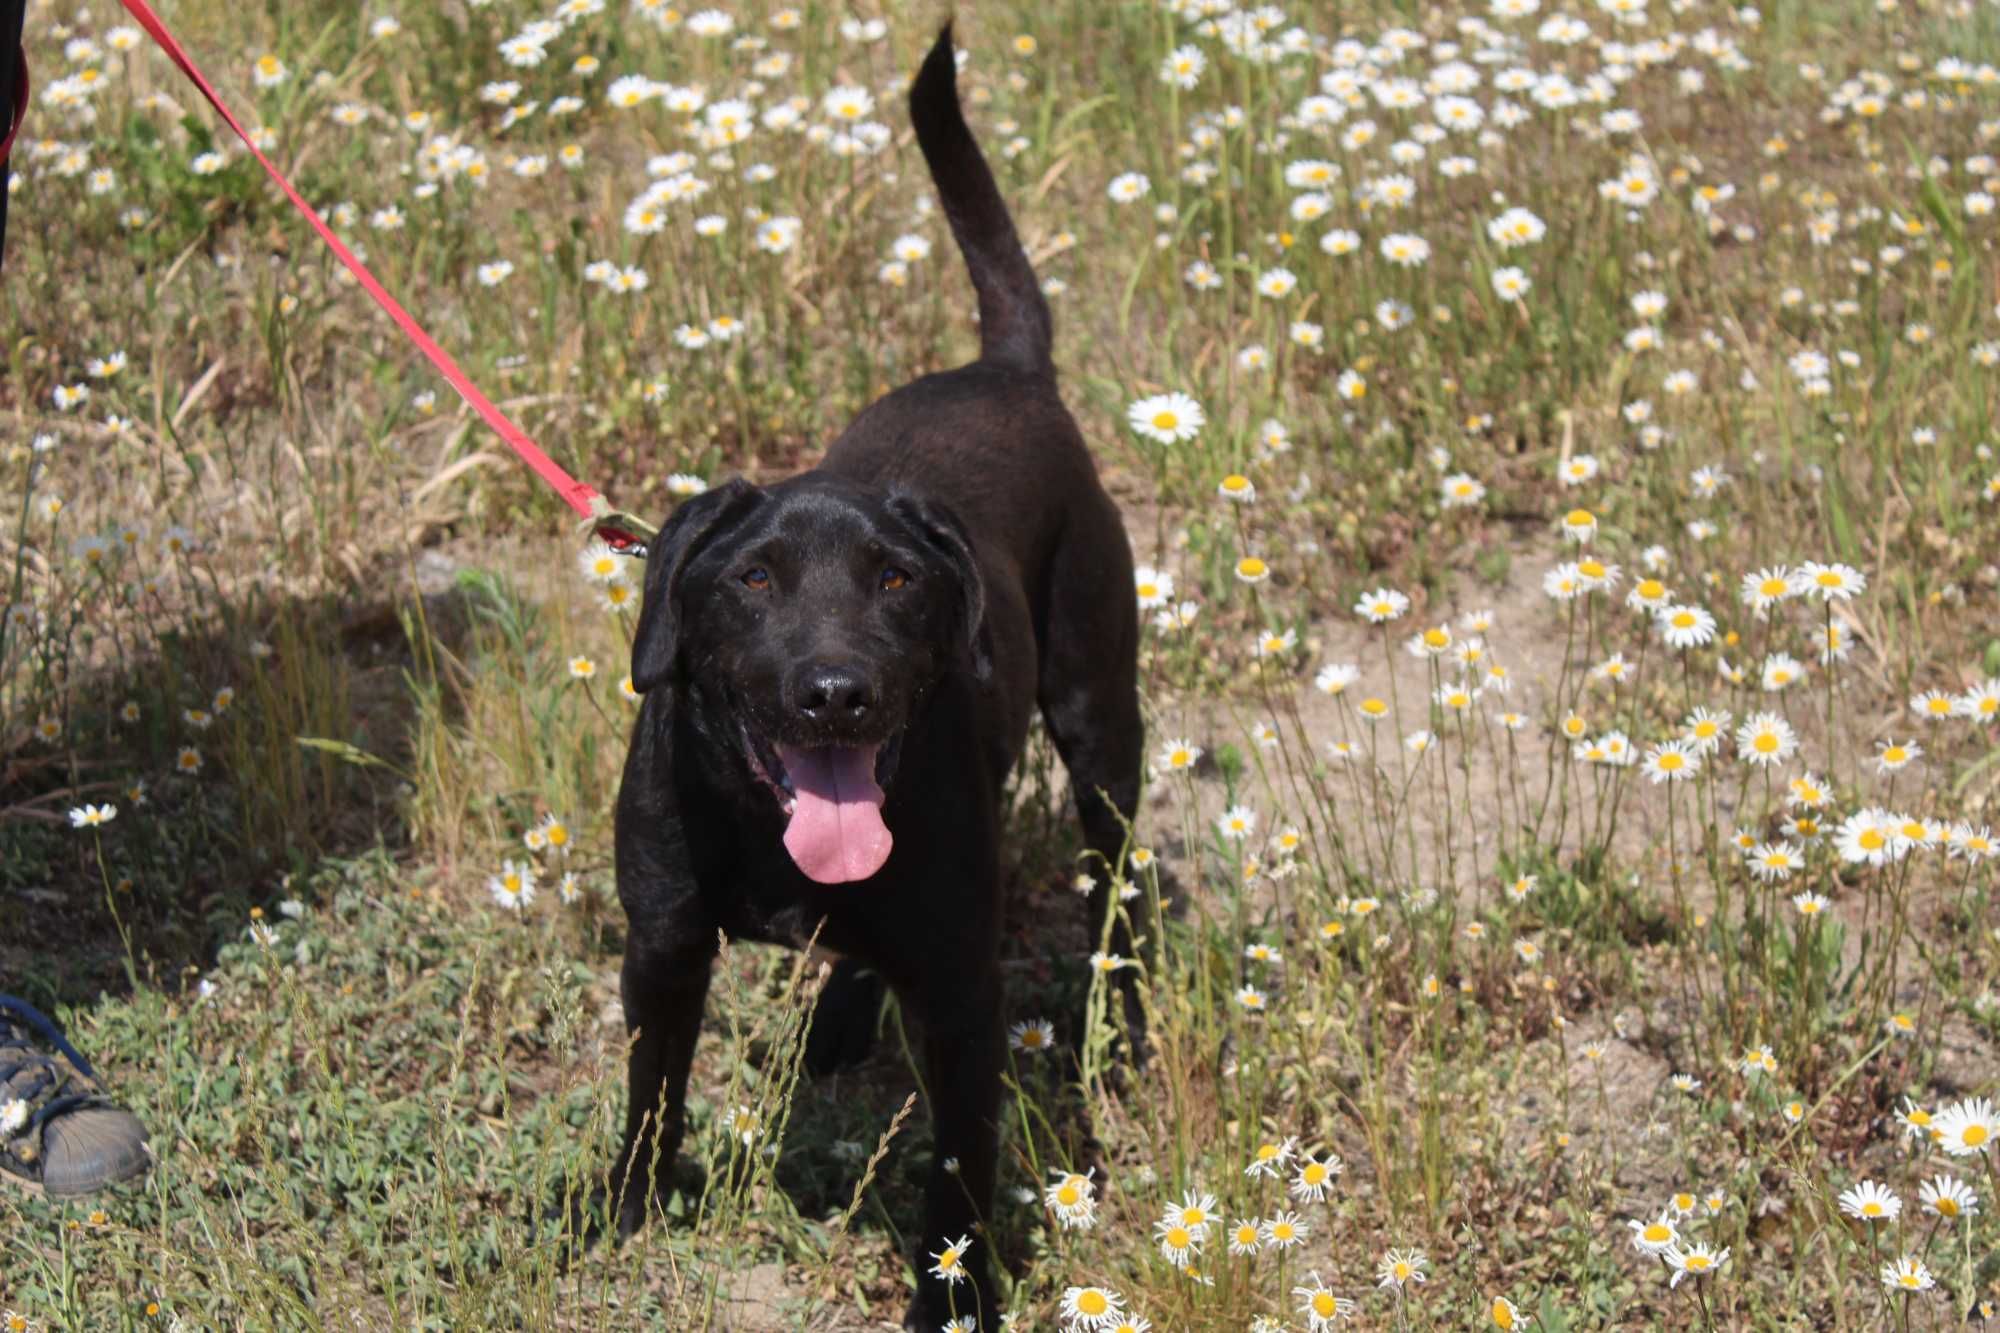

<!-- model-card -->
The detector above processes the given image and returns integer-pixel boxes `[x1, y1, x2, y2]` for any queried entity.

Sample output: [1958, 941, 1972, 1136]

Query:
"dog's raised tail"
[910, 25, 1053, 377]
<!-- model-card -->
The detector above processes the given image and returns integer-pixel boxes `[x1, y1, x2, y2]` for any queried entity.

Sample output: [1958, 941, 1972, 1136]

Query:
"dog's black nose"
[791, 665, 877, 723]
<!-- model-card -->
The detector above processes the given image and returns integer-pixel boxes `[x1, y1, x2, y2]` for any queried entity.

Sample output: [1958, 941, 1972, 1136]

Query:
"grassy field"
[4, 0, 2000, 1327]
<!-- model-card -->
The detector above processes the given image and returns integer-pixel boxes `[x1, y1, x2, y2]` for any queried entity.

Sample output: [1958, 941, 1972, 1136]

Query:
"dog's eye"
[880, 567, 909, 591]
[741, 567, 771, 591]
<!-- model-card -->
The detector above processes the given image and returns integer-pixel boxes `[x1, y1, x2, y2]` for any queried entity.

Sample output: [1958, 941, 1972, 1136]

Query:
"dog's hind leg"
[1036, 506, 1148, 1043]
[803, 956, 886, 1076]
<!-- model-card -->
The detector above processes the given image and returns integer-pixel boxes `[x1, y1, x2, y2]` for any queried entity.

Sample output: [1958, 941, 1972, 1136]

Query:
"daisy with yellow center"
[1838, 1180, 1901, 1221]
[1918, 1174, 1976, 1220]
[488, 859, 537, 911]
[1576, 556, 1616, 589]
[1874, 740, 1920, 772]
[1262, 1211, 1305, 1247]
[1008, 1018, 1055, 1052]
[1293, 1274, 1352, 1325]
[1799, 561, 1866, 600]
[1155, 1220, 1198, 1267]
[1931, 1096, 1996, 1155]
[1882, 1256, 1935, 1292]
[1061, 1286, 1122, 1325]
[1627, 577, 1671, 612]
[1377, 1248, 1428, 1289]
[1127, 391, 1206, 444]
[1628, 1214, 1679, 1255]
[1669, 1243, 1729, 1287]
[927, 1234, 972, 1285]
[1290, 1152, 1342, 1202]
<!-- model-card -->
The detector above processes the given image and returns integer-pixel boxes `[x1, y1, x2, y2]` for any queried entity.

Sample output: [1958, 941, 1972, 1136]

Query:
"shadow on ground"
[0, 546, 487, 1011]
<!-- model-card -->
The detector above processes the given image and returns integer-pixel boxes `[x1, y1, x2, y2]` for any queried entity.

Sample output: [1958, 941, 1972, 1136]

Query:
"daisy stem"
[1455, 709, 1477, 899]
[1665, 776, 1700, 1039]
[1380, 632, 1420, 891]
[1532, 597, 1579, 848]
[1948, 858, 1976, 934]
[92, 829, 140, 993]
[1628, 618, 1652, 736]
[1822, 599, 1837, 777]
[1694, 1275, 1717, 1332]
[1503, 724, 1526, 864]
[1430, 656, 1457, 890]
[577, 674, 616, 735]
[1760, 859, 1780, 1032]
[1338, 695, 1386, 884]
[1867, 1222, 1884, 1324]
[1364, 721, 1394, 886]
[1594, 1062, 1618, 1181]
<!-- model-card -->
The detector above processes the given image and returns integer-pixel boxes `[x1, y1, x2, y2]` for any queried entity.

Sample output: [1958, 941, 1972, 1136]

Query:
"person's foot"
[0, 996, 151, 1198]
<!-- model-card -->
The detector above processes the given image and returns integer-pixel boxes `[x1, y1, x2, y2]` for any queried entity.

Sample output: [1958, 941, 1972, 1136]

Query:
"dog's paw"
[609, 1156, 708, 1239]
[527, 1181, 608, 1272]
[544, 1152, 707, 1255]
[804, 959, 885, 1077]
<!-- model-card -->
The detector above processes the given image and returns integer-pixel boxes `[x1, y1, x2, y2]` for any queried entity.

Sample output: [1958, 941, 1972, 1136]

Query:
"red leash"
[91, 2, 652, 551]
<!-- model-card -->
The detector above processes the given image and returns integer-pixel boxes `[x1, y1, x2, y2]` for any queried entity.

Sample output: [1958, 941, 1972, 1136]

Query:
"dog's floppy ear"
[631, 478, 765, 694]
[886, 493, 991, 683]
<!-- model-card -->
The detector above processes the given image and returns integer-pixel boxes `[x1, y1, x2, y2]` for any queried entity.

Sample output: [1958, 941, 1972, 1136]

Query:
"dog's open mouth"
[744, 728, 902, 884]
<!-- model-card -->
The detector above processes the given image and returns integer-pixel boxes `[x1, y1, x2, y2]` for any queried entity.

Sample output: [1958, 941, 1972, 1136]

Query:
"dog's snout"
[791, 664, 877, 723]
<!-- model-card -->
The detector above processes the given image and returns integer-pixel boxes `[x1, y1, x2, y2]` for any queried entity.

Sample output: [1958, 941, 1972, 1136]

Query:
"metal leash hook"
[582, 494, 657, 562]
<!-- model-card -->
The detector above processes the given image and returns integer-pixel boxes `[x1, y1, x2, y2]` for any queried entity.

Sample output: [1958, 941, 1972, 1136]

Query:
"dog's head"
[630, 477, 989, 884]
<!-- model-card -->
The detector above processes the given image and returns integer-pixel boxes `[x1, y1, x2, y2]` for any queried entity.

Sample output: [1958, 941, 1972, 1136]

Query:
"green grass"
[5, 0, 2000, 1328]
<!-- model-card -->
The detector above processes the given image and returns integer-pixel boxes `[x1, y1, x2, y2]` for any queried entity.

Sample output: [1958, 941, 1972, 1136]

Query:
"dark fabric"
[0, 0, 26, 275]
[0, 995, 97, 1079]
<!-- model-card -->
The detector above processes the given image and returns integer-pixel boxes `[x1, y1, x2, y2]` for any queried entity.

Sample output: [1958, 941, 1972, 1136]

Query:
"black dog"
[604, 24, 1142, 1329]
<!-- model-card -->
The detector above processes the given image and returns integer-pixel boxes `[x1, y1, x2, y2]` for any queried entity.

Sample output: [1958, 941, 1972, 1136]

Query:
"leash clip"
[596, 525, 649, 561]
[580, 495, 656, 561]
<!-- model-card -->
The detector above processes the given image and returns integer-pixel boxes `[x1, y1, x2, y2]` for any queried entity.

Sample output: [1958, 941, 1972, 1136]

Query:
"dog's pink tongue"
[778, 744, 891, 884]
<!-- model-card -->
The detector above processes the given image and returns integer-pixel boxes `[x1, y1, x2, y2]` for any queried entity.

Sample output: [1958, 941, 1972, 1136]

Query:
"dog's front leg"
[906, 965, 1004, 1330]
[608, 930, 716, 1237]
